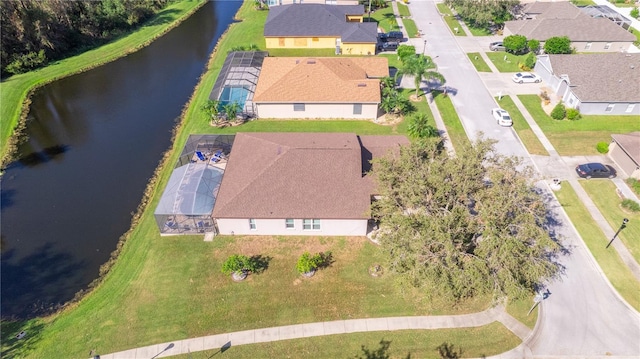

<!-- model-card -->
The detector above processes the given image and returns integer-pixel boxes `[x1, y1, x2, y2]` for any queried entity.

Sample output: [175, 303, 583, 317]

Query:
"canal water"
[0, 1, 242, 319]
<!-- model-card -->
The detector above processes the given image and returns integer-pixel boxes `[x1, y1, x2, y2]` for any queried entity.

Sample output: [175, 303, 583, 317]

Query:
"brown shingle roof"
[506, 2, 634, 42]
[253, 57, 388, 103]
[212, 133, 408, 219]
[612, 132, 640, 166]
[547, 53, 640, 102]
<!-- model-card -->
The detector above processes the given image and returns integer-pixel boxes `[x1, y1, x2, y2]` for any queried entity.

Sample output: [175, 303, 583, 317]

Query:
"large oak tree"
[371, 138, 560, 301]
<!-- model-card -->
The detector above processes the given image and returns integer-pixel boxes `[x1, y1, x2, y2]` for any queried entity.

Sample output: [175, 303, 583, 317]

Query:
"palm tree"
[201, 99, 221, 125]
[407, 113, 438, 139]
[222, 102, 243, 122]
[399, 54, 445, 97]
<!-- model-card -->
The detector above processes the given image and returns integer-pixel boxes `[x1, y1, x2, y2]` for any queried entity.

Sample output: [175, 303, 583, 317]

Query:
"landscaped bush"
[503, 34, 528, 54]
[544, 36, 572, 54]
[566, 107, 581, 121]
[627, 178, 640, 195]
[621, 199, 640, 213]
[296, 252, 324, 275]
[550, 103, 566, 120]
[630, 7, 639, 20]
[524, 52, 536, 70]
[596, 141, 609, 154]
[528, 39, 540, 54]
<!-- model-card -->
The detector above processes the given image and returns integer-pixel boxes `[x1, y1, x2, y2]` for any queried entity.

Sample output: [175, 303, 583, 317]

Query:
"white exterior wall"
[573, 41, 633, 53]
[578, 102, 640, 115]
[216, 218, 368, 236]
[256, 103, 379, 120]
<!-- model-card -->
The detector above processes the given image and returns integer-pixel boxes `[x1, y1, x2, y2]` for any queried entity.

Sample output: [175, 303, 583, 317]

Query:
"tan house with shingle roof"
[504, 1, 635, 52]
[212, 132, 408, 236]
[609, 132, 640, 179]
[253, 57, 388, 120]
[534, 53, 640, 115]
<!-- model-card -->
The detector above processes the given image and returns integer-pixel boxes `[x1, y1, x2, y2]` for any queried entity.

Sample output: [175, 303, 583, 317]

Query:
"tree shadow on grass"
[1, 319, 46, 359]
[249, 255, 271, 274]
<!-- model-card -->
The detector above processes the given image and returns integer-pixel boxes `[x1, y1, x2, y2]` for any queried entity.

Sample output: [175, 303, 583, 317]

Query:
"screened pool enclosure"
[209, 51, 268, 118]
[155, 135, 235, 235]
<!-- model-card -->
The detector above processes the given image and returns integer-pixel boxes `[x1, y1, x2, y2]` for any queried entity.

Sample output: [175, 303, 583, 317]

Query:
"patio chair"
[196, 151, 206, 161]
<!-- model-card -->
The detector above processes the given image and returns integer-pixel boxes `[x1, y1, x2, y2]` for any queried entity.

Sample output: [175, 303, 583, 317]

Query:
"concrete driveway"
[407, 0, 640, 356]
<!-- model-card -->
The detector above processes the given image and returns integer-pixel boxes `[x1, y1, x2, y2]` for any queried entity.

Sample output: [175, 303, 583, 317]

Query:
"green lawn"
[554, 185, 640, 311]
[581, 180, 640, 264]
[570, 0, 596, 5]
[466, 25, 492, 36]
[467, 53, 492, 72]
[366, 5, 399, 33]
[506, 298, 538, 330]
[518, 95, 640, 155]
[485, 52, 529, 72]
[630, 27, 640, 44]
[403, 18, 421, 38]
[433, 91, 469, 151]
[397, 2, 411, 17]
[495, 96, 548, 155]
[170, 324, 520, 358]
[0, 0, 207, 165]
[436, 4, 467, 36]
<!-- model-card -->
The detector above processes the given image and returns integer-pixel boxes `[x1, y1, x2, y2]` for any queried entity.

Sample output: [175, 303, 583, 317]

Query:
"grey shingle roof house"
[609, 132, 640, 179]
[534, 53, 640, 115]
[264, 4, 377, 43]
[505, 1, 635, 51]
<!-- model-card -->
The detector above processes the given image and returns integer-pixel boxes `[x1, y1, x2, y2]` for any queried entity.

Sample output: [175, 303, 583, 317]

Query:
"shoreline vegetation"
[1, 2, 526, 358]
[0, 0, 207, 168]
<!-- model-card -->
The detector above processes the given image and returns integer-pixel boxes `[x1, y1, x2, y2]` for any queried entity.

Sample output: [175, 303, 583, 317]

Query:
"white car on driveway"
[512, 72, 541, 84]
[491, 108, 513, 126]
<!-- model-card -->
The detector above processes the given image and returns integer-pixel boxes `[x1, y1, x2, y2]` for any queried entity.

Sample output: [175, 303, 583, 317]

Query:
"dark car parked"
[379, 31, 404, 42]
[575, 163, 616, 179]
[377, 41, 399, 52]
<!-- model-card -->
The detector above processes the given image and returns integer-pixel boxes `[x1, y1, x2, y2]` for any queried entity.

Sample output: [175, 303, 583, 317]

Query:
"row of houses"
[155, 4, 407, 236]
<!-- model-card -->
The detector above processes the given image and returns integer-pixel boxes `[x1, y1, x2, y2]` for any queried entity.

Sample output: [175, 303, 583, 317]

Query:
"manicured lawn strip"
[630, 27, 640, 44]
[554, 186, 640, 311]
[506, 298, 538, 330]
[581, 180, 640, 264]
[466, 25, 492, 36]
[204, 120, 399, 135]
[467, 52, 492, 72]
[485, 52, 528, 72]
[366, 5, 399, 33]
[518, 95, 640, 155]
[436, 4, 467, 36]
[570, 0, 596, 6]
[495, 96, 548, 155]
[170, 324, 520, 358]
[378, 53, 401, 70]
[433, 91, 468, 150]
[0, 0, 206, 164]
[397, 2, 411, 17]
[402, 18, 420, 38]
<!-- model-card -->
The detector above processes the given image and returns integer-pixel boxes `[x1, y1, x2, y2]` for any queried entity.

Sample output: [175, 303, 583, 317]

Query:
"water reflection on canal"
[0, 1, 241, 319]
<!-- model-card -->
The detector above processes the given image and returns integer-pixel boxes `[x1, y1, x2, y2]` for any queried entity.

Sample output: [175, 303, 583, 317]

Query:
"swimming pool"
[218, 85, 250, 109]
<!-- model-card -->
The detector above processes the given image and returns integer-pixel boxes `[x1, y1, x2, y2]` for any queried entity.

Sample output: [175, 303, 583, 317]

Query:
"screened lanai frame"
[581, 5, 632, 29]
[209, 51, 268, 118]
[154, 134, 235, 235]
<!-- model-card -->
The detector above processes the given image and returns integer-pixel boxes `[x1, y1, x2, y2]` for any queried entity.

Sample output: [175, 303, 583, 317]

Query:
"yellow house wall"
[265, 36, 337, 49]
[341, 43, 376, 55]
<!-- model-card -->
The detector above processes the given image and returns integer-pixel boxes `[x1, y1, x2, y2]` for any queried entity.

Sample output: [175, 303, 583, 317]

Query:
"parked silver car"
[489, 41, 505, 51]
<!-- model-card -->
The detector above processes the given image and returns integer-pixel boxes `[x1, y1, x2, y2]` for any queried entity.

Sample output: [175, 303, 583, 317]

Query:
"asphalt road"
[406, 0, 640, 356]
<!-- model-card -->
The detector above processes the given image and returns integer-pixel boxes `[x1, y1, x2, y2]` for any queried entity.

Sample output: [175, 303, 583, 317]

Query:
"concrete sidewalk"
[97, 304, 531, 358]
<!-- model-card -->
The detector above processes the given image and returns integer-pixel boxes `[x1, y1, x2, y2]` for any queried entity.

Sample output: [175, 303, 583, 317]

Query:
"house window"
[278, 38, 285, 46]
[604, 42, 612, 50]
[303, 219, 321, 230]
[605, 103, 615, 112]
[626, 104, 635, 113]
[249, 219, 256, 230]
[294, 103, 305, 111]
[353, 103, 362, 115]
[584, 42, 592, 50]
[285, 219, 294, 229]
[294, 38, 308, 47]
[568, 97, 574, 105]
[312, 37, 319, 42]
